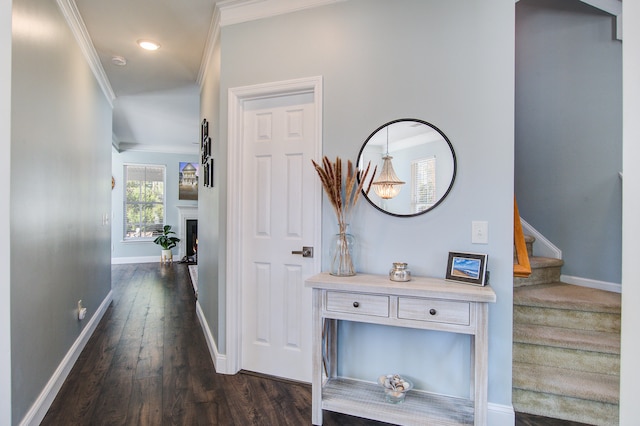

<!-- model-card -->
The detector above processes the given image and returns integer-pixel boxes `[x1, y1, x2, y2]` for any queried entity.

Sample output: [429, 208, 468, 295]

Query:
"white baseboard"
[488, 402, 516, 426]
[196, 300, 229, 374]
[111, 256, 159, 264]
[188, 265, 198, 297]
[561, 274, 621, 293]
[19, 290, 113, 426]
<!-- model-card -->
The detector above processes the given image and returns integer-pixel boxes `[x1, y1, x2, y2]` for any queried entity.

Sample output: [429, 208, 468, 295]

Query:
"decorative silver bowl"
[378, 374, 413, 404]
[389, 262, 411, 282]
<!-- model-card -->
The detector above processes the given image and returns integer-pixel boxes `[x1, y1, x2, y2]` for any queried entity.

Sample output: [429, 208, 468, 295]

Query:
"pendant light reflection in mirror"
[371, 126, 405, 199]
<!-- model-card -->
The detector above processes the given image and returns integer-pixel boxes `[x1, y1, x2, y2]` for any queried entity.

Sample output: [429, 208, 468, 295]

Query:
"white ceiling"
[64, 0, 342, 154]
[73, 0, 215, 154]
[76, 0, 214, 97]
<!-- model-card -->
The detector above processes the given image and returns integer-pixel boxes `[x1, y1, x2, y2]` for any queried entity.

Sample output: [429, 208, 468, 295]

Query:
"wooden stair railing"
[513, 197, 532, 278]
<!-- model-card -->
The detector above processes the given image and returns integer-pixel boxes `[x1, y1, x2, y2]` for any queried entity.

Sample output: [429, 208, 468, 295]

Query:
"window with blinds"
[124, 164, 166, 239]
[411, 156, 436, 214]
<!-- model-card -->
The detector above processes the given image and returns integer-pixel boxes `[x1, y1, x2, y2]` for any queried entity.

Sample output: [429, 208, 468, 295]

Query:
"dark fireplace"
[186, 219, 198, 259]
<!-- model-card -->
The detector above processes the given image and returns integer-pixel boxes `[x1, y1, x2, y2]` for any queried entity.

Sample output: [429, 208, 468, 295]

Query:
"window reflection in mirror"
[357, 119, 456, 217]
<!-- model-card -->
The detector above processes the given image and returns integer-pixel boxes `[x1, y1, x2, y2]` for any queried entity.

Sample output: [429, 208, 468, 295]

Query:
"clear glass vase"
[330, 226, 356, 276]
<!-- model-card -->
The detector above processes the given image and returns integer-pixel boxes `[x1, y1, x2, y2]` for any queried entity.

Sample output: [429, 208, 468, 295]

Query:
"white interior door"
[240, 92, 318, 382]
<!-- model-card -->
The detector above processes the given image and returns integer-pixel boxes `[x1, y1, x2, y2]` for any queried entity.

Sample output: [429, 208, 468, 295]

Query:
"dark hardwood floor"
[41, 263, 588, 425]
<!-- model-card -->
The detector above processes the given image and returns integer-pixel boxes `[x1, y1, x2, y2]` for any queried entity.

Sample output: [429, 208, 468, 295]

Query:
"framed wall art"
[203, 160, 210, 187]
[201, 118, 210, 165]
[179, 162, 199, 200]
[208, 158, 214, 188]
[200, 118, 214, 189]
[201, 119, 208, 148]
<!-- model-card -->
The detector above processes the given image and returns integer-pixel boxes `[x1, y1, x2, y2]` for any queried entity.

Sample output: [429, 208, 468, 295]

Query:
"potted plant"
[153, 225, 181, 263]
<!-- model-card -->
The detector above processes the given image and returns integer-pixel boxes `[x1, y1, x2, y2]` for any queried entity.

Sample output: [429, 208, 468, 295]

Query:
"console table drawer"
[398, 298, 470, 325]
[326, 291, 389, 317]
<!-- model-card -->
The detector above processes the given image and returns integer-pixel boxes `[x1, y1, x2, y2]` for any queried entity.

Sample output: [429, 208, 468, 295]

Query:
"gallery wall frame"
[209, 158, 214, 188]
[201, 118, 214, 187]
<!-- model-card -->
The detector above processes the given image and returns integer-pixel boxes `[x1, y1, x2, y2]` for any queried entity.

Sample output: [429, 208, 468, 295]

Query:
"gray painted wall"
[1, 0, 12, 422]
[199, 33, 224, 352]
[203, 0, 514, 408]
[515, 0, 622, 284]
[110, 150, 198, 260]
[10, 0, 112, 422]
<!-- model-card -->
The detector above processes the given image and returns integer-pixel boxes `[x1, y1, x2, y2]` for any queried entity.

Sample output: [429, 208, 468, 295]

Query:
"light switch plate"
[472, 221, 489, 244]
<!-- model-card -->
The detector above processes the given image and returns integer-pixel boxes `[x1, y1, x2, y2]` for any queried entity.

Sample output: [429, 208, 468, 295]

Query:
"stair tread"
[528, 256, 564, 269]
[514, 323, 620, 354]
[513, 388, 619, 426]
[513, 362, 619, 404]
[514, 283, 621, 314]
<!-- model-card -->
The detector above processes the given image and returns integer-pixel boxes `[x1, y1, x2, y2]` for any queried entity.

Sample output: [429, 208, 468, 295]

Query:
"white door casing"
[226, 76, 323, 379]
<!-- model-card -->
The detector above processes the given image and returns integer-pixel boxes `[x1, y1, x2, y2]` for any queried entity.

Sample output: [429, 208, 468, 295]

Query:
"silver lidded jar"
[389, 262, 411, 282]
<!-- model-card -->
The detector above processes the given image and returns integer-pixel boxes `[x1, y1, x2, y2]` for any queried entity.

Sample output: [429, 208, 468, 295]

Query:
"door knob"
[291, 246, 314, 258]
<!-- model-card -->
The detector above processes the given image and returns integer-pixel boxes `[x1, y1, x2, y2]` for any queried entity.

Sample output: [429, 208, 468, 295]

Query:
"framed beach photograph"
[445, 252, 488, 286]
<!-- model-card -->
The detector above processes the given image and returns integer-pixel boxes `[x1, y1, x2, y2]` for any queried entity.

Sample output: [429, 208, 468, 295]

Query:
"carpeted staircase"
[513, 235, 621, 425]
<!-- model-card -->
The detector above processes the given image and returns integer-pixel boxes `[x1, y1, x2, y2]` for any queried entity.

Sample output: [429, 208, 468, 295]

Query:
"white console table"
[305, 273, 496, 426]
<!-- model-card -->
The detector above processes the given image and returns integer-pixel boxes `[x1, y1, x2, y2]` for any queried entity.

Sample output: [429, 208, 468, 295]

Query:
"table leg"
[311, 289, 323, 425]
[473, 303, 489, 426]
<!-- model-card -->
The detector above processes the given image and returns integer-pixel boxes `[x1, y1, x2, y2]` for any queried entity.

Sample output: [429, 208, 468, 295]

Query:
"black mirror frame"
[357, 118, 457, 218]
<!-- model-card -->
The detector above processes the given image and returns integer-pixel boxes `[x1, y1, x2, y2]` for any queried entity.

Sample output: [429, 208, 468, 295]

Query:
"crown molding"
[55, 0, 116, 107]
[197, 5, 221, 88]
[218, 0, 345, 27]
[112, 134, 121, 152]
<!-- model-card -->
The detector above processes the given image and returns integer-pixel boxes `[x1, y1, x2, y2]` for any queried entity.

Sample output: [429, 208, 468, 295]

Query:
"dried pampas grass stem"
[311, 156, 376, 233]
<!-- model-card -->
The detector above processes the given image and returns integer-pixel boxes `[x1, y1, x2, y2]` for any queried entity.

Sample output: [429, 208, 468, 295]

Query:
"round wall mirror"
[357, 119, 456, 217]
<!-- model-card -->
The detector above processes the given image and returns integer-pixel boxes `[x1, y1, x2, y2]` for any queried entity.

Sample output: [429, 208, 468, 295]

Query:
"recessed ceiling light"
[111, 55, 127, 66]
[137, 39, 161, 51]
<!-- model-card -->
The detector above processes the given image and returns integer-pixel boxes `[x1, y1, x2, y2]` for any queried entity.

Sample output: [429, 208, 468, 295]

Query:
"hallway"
[41, 263, 583, 425]
[40, 263, 385, 425]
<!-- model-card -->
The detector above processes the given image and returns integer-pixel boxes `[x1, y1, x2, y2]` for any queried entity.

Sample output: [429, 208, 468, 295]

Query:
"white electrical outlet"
[77, 300, 87, 320]
[472, 221, 489, 244]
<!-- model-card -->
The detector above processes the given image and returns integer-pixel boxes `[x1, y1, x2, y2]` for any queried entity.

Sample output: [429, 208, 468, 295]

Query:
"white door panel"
[241, 93, 316, 382]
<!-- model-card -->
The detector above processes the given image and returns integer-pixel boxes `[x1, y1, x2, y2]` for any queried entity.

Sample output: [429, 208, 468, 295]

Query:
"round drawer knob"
[353, 302, 360, 308]
[429, 308, 437, 316]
